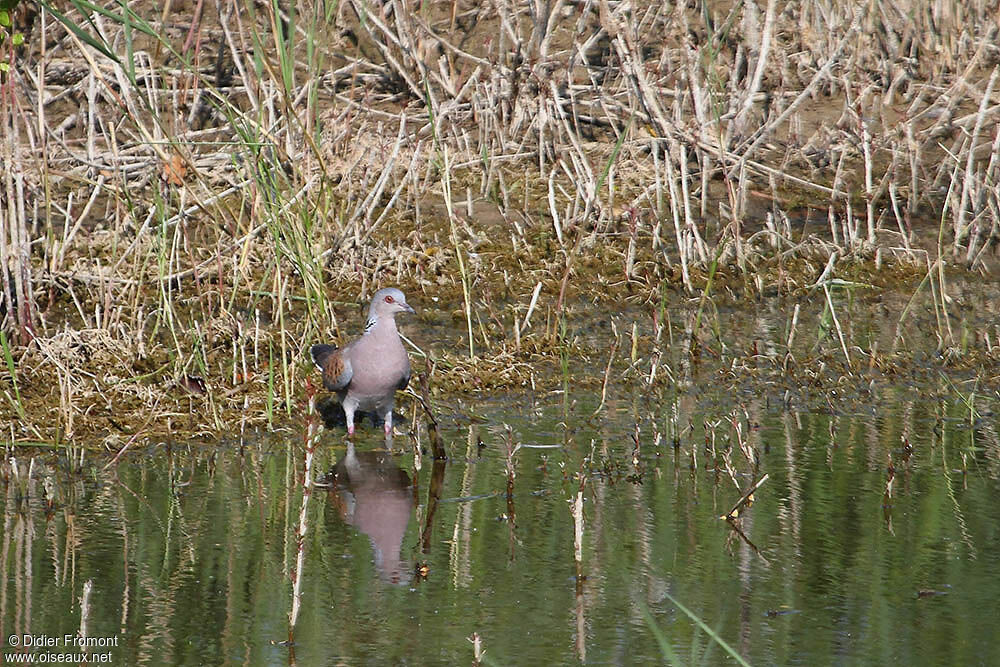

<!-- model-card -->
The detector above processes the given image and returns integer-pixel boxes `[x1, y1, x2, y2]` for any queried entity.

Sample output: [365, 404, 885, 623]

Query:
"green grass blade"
[38, 0, 120, 62]
[595, 115, 633, 194]
[642, 605, 685, 666]
[663, 591, 751, 667]
[1, 329, 26, 420]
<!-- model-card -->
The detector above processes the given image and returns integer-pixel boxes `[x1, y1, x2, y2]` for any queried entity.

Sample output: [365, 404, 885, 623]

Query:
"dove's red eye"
[385, 295, 395, 303]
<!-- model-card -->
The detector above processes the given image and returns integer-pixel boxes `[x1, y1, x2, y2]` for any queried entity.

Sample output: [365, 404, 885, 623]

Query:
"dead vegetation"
[1, 0, 1000, 446]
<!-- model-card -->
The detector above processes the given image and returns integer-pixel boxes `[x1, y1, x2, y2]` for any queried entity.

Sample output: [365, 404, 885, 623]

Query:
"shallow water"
[3, 380, 1000, 666]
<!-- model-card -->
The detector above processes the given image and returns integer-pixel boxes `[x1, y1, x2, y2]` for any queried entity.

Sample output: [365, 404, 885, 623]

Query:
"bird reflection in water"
[323, 441, 413, 584]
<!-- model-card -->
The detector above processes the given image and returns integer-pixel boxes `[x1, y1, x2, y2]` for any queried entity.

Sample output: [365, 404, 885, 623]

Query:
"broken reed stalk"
[289, 383, 322, 633]
[883, 452, 895, 509]
[722, 473, 769, 521]
[1, 92, 37, 345]
[502, 424, 518, 559]
[786, 303, 801, 351]
[957, 66, 999, 257]
[502, 423, 518, 526]
[890, 260, 934, 355]
[416, 360, 446, 460]
[468, 632, 484, 666]
[572, 487, 585, 592]
[730, 409, 756, 469]
[502, 424, 517, 493]
[630, 423, 642, 476]
[104, 395, 164, 469]
[591, 324, 620, 418]
[822, 284, 852, 369]
[441, 147, 475, 359]
[78, 579, 93, 650]
[570, 453, 587, 592]
[519, 281, 543, 339]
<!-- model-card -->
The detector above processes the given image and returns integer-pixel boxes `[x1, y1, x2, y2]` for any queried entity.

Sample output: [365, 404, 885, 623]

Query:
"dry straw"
[1, 0, 999, 442]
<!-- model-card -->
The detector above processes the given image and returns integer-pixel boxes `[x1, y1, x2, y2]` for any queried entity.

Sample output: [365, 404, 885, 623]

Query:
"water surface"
[3, 379, 999, 665]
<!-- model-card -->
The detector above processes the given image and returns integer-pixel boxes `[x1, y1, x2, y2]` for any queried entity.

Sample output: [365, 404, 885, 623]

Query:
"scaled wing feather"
[310, 344, 353, 391]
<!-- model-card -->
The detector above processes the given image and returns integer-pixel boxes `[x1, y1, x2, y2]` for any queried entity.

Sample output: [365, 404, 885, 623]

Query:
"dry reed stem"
[2, 0, 1000, 442]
